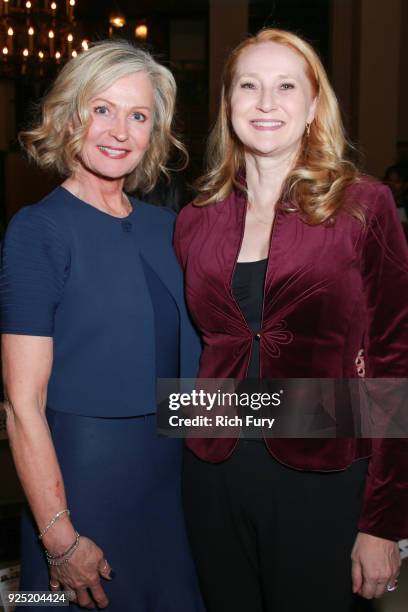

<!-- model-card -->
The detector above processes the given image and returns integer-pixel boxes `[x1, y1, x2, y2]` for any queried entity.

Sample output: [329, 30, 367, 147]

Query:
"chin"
[247, 145, 282, 157]
[86, 166, 130, 182]
[80, 154, 139, 182]
[242, 137, 282, 153]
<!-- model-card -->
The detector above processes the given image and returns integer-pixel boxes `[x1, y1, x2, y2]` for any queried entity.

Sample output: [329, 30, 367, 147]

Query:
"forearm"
[5, 401, 76, 554]
[357, 439, 408, 541]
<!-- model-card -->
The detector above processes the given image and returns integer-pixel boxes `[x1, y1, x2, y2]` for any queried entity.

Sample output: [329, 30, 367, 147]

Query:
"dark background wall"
[0, 0, 406, 222]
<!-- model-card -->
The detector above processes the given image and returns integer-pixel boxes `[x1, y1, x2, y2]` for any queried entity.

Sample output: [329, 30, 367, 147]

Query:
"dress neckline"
[58, 185, 136, 220]
[235, 258, 268, 266]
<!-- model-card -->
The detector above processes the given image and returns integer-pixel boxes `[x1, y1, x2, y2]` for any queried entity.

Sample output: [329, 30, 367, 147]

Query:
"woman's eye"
[94, 105, 109, 115]
[240, 81, 256, 90]
[280, 82, 295, 90]
[132, 112, 146, 122]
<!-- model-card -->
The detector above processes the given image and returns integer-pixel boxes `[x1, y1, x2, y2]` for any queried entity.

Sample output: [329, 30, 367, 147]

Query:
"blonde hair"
[196, 28, 360, 224]
[19, 39, 186, 192]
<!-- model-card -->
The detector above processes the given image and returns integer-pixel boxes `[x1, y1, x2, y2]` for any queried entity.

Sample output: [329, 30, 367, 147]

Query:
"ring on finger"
[387, 582, 398, 592]
[49, 581, 59, 590]
[64, 589, 76, 601]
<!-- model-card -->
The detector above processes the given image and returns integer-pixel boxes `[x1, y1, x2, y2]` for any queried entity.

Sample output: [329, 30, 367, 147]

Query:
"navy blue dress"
[0, 187, 204, 611]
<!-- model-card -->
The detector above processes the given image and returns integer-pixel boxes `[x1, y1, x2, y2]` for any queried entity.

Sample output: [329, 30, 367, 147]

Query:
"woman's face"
[230, 42, 316, 160]
[79, 72, 154, 181]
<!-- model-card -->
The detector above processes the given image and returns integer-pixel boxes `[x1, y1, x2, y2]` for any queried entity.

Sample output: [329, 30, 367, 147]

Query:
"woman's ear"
[307, 96, 317, 125]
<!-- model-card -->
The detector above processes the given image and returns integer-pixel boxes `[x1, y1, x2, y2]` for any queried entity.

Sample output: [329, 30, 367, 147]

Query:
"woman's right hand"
[49, 536, 112, 609]
[2, 336, 111, 608]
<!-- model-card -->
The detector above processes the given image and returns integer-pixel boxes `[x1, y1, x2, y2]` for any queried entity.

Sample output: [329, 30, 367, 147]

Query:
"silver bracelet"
[38, 509, 70, 540]
[46, 531, 81, 566]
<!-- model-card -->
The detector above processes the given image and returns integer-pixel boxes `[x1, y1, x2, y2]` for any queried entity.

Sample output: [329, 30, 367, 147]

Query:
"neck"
[245, 149, 297, 211]
[63, 167, 127, 215]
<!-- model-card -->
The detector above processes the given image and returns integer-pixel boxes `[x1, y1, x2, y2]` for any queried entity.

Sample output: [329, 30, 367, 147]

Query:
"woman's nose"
[257, 90, 278, 113]
[109, 115, 129, 141]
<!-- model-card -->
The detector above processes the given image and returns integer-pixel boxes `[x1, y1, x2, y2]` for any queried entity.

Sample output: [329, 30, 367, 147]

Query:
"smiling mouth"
[250, 120, 285, 129]
[97, 146, 130, 158]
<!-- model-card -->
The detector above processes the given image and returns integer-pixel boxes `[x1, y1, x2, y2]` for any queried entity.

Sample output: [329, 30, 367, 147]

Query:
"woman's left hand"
[351, 532, 401, 599]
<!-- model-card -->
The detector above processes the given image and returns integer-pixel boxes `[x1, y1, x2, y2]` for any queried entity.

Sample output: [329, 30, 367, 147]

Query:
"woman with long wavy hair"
[174, 28, 408, 612]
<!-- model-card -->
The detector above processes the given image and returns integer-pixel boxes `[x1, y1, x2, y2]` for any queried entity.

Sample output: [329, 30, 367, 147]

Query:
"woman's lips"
[97, 145, 130, 159]
[250, 120, 285, 130]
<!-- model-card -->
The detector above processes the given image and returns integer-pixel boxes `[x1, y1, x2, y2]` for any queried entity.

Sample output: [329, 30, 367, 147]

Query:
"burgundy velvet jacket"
[174, 179, 408, 542]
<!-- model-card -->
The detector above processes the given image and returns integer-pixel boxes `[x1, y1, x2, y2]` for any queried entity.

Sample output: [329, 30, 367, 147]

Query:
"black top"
[232, 258, 268, 377]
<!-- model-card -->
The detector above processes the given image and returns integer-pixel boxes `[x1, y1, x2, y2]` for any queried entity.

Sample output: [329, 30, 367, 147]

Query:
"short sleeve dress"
[0, 186, 204, 612]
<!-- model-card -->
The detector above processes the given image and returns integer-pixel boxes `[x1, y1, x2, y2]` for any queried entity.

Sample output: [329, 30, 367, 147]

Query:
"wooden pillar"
[330, 0, 360, 140]
[358, 0, 401, 176]
[331, 0, 402, 176]
[398, 0, 408, 158]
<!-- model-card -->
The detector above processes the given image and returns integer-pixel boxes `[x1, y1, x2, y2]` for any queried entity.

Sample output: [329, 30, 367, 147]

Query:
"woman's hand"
[351, 532, 401, 599]
[49, 536, 112, 609]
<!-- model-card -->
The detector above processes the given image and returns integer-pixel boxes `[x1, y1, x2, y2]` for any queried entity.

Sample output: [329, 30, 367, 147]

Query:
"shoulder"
[175, 201, 200, 230]
[174, 202, 206, 250]
[347, 178, 408, 265]
[345, 177, 396, 222]
[175, 197, 229, 233]
[7, 187, 70, 234]
[4, 188, 70, 259]
[173, 198, 234, 266]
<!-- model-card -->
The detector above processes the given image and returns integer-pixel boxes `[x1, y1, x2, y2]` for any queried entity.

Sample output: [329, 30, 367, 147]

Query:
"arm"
[3, 334, 74, 553]
[0, 206, 110, 607]
[3, 334, 111, 608]
[351, 184, 408, 598]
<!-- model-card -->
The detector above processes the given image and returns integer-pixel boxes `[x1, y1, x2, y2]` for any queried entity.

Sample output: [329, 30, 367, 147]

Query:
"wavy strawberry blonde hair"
[195, 28, 361, 224]
[19, 40, 186, 192]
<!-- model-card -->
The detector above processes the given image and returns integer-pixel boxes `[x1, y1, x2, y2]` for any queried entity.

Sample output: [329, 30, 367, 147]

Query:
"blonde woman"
[0, 41, 203, 611]
[174, 29, 408, 611]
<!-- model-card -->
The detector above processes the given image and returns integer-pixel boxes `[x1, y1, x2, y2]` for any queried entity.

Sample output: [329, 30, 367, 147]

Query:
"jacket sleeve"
[357, 184, 408, 541]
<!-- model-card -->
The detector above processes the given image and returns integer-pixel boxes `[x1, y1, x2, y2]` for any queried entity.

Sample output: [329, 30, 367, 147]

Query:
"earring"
[305, 123, 311, 137]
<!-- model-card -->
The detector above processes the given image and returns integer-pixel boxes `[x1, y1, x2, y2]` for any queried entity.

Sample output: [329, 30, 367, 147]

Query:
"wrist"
[42, 518, 77, 556]
[46, 531, 81, 566]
